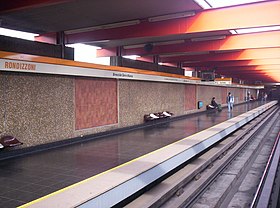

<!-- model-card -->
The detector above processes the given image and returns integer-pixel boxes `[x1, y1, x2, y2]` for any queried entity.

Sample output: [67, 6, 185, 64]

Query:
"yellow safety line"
[19, 103, 273, 207]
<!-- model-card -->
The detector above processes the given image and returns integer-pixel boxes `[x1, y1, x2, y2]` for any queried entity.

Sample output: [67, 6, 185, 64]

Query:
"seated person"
[250, 95, 255, 101]
[207, 97, 222, 111]
[211, 97, 219, 108]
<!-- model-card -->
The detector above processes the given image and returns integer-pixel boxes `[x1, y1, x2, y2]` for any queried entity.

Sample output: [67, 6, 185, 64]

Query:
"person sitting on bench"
[207, 97, 222, 111]
[211, 97, 219, 109]
[208, 97, 218, 109]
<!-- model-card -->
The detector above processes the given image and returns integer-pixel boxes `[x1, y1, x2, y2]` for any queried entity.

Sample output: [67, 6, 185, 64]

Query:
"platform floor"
[0, 102, 267, 207]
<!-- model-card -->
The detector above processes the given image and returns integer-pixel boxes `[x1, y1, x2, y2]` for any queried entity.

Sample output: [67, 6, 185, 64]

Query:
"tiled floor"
[0, 102, 266, 207]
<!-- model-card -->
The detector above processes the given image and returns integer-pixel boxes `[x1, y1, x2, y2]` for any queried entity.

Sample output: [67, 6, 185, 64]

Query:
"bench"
[144, 111, 173, 122]
[0, 135, 23, 149]
[206, 104, 222, 111]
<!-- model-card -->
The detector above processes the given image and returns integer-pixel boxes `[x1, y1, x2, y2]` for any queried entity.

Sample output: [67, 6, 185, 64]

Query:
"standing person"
[227, 92, 234, 111]
[264, 93, 268, 101]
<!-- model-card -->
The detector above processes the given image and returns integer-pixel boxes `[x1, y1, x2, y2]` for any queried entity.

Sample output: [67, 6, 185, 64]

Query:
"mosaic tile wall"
[0, 72, 258, 148]
[221, 87, 228, 104]
[246, 88, 257, 99]
[197, 85, 224, 111]
[0, 74, 4, 135]
[197, 85, 256, 110]
[226, 87, 253, 103]
[75, 78, 118, 130]
[0, 72, 74, 147]
[118, 80, 185, 127]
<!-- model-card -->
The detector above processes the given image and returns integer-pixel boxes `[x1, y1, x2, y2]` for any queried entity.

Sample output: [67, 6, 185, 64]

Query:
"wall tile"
[75, 78, 118, 130]
[119, 80, 185, 126]
[0, 72, 74, 147]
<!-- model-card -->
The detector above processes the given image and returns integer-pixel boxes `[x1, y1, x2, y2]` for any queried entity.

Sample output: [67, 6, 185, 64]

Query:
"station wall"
[0, 72, 257, 148]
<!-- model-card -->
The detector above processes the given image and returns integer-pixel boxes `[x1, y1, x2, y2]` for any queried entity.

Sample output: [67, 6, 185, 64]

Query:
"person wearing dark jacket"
[227, 92, 234, 111]
[211, 97, 219, 108]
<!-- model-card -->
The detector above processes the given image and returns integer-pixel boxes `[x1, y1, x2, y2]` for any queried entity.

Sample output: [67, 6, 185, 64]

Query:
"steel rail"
[250, 131, 280, 208]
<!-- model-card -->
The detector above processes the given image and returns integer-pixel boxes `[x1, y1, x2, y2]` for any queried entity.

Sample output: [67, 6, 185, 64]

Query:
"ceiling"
[0, 0, 280, 84]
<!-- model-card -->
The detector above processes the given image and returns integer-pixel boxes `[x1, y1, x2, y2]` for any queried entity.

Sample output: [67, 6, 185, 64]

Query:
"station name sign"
[0, 58, 198, 85]
[0, 59, 262, 89]
[4, 61, 36, 71]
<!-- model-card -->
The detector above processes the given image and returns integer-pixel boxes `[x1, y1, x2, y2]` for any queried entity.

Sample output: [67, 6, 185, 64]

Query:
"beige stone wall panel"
[2, 72, 74, 147]
[119, 80, 185, 126]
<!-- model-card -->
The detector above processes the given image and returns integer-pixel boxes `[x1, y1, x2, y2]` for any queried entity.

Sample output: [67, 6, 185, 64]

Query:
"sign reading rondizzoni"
[4, 61, 36, 71]
[0, 58, 262, 89]
[0, 58, 199, 84]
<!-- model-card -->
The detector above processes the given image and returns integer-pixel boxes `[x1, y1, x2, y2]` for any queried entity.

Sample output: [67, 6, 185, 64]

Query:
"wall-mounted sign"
[0, 58, 262, 89]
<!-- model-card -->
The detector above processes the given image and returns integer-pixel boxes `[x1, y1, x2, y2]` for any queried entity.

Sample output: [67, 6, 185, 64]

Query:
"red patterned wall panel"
[185, 85, 197, 110]
[75, 78, 118, 130]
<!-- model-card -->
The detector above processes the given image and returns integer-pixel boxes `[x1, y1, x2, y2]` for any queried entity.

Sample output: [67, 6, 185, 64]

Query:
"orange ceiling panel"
[68, 1, 280, 44]
[187, 1, 280, 32]
[183, 59, 280, 67]
[160, 48, 280, 63]
[112, 31, 280, 56]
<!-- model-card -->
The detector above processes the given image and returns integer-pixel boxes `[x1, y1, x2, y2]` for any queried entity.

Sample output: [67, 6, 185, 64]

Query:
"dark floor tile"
[33, 178, 62, 187]
[1, 189, 41, 203]
[0, 179, 30, 189]
[49, 180, 74, 190]
[0, 196, 24, 208]
[0, 186, 16, 195]
[48, 174, 73, 182]
[33, 186, 59, 198]
[19, 183, 50, 193]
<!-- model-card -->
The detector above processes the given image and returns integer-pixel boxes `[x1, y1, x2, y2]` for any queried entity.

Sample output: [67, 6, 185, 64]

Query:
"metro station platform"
[0, 101, 276, 208]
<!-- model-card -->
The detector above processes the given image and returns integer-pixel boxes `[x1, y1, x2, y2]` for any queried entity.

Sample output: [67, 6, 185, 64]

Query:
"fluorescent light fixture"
[66, 43, 101, 50]
[148, 11, 195, 22]
[195, 0, 267, 9]
[158, 62, 163, 65]
[124, 40, 186, 49]
[101, 20, 141, 29]
[194, 0, 212, 9]
[154, 40, 185, 46]
[214, 49, 242, 54]
[191, 35, 226, 42]
[183, 61, 201, 63]
[229, 30, 238, 34]
[65, 20, 140, 34]
[160, 51, 209, 58]
[123, 44, 145, 49]
[122, 55, 140, 60]
[235, 25, 280, 34]
[0, 27, 38, 41]
[206, 0, 266, 8]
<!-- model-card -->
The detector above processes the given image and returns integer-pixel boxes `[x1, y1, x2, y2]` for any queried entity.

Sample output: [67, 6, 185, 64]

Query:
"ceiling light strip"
[191, 35, 226, 42]
[65, 20, 141, 35]
[148, 11, 195, 22]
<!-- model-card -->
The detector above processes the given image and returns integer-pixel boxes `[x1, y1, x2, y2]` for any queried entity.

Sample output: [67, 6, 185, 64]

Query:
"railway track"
[124, 106, 280, 208]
